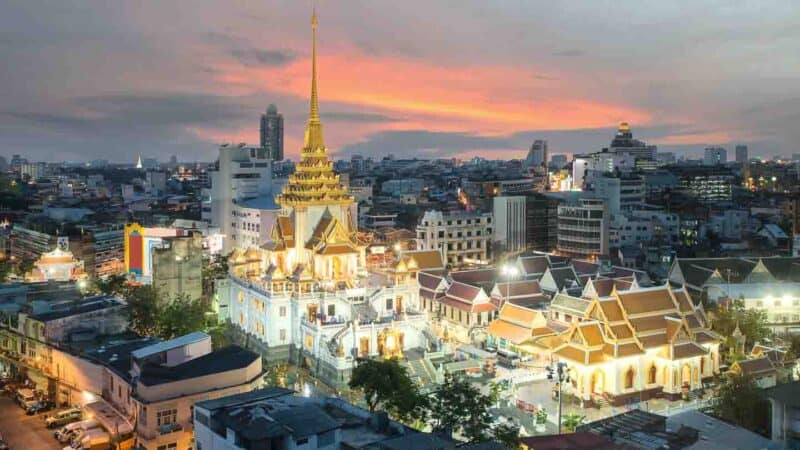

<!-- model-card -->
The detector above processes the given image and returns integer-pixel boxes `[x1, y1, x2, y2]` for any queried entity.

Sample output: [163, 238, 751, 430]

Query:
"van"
[70, 429, 110, 450]
[55, 419, 97, 442]
[496, 349, 520, 368]
[16, 388, 36, 408]
[46, 408, 83, 428]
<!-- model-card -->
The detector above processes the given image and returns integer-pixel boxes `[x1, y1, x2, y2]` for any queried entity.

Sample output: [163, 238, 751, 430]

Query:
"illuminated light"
[303, 383, 311, 398]
[81, 390, 97, 404]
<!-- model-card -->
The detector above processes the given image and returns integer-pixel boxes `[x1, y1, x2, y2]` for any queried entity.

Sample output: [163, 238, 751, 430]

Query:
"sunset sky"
[1, 1, 800, 162]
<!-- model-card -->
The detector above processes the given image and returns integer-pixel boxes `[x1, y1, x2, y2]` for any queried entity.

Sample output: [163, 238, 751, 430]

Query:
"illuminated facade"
[25, 237, 87, 282]
[536, 285, 721, 406]
[222, 10, 435, 387]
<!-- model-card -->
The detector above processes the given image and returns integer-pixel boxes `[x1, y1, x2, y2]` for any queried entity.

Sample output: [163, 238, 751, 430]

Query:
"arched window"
[625, 367, 635, 389]
[648, 364, 657, 384]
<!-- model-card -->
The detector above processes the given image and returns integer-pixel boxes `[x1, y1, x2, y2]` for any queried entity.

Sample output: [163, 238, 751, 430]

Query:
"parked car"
[55, 419, 97, 443]
[46, 408, 82, 429]
[0, 431, 9, 450]
[15, 388, 37, 409]
[27, 400, 55, 415]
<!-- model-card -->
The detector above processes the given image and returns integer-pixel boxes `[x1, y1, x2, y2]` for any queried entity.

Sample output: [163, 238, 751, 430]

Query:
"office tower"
[525, 140, 548, 167]
[260, 104, 284, 161]
[735, 145, 748, 163]
[703, 147, 727, 166]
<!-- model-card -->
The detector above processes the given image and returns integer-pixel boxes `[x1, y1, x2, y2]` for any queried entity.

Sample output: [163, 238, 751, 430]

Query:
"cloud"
[230, 48, 296, 67]
[552, 49, 584, 57]
[322, 111, 397, 123]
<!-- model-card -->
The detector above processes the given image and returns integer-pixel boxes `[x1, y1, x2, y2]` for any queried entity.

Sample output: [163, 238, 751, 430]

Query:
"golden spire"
[304, 6, 324, 150]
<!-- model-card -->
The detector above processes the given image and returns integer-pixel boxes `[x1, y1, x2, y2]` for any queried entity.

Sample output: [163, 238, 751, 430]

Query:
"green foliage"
[427, 373, 493, 442]
[202, 255, 229, 299]
[710, 298, 772, 356]
[711, 374, 770, 433]
[207, 326, 230, 349]
[491, 422, 521, 450]
[562, 413, 586, 432]
[127, 286, 210, 340]
[348, 358, 427, 424]
[127, 285, 161, 337]
[265, 364, 290, 388]
[158, 293, 208, 339]
[95, 274, 129, 296]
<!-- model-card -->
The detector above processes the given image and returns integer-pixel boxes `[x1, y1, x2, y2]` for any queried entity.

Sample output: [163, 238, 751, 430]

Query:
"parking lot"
[0, 395, 61, 450]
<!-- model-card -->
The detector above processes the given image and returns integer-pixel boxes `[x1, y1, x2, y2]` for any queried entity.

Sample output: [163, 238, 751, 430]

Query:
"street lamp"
[547, 361, 571, 434]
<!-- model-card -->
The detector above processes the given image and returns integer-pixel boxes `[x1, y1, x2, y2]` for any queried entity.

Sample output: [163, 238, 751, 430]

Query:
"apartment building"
[416, 210, 493, 268]
[557, 198, 610, 257]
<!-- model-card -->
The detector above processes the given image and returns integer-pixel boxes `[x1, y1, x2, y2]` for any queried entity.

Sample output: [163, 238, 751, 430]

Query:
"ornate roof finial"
[304, 4, 324, 150]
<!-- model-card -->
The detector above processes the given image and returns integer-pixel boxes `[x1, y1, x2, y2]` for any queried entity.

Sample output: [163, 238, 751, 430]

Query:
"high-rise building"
[609, 122, 656, 160]
[703, 147, 727, 166]
[735, 145, 748, 164]
[203, 143, 274, 252]
[493, 196, 526, 253]
[525, 140, 548, 168]
[260, 104, 284, 161]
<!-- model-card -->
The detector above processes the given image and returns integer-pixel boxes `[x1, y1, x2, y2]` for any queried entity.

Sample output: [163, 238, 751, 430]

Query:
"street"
[0, 395, 61, 450]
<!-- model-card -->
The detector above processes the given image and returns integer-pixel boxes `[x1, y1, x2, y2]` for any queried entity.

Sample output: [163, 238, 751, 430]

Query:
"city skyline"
[2, 1, 800, 162]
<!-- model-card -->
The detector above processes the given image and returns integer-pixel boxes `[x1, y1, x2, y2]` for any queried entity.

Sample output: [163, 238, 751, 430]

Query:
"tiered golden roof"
[276, 9, 353, 207]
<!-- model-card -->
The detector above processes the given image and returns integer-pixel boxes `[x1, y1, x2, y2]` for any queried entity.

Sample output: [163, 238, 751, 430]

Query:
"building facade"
[416, 210, 493, 268]
[557, 198, 610, 257]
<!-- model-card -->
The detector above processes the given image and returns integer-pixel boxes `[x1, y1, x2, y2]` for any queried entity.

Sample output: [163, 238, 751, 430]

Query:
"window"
[280, 329, 287, 341]
[280, 306, 287, 317]
[625, 367, 635, 389]
[327, 304, 335, 317]
[157, 444, 177, 450]
[648, 365, 657, 384]
[386, 298, 393, 310]
[157, 408, 177, 426]
[296, 437, 309, 445]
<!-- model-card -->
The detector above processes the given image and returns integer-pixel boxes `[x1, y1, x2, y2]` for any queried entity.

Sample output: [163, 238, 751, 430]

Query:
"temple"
[223, 10, 436, 387]
[230, 9, 364, 291]
[25, 237, 87, 283]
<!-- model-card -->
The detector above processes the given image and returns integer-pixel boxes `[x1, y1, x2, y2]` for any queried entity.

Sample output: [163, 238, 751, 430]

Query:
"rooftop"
[138, 345, 258, 386]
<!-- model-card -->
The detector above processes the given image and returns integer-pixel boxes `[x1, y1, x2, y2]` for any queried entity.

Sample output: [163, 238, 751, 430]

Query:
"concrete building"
[735, 144, 749, 164]
[203, 143, 275, 252]
[151, 233, 204, 301]
[557, 198, 610, 257]
[703, 147, 728, 166]
[97, 332, 262, 450]
[416, 210, 493, 267]
[260, 104, 284, 161]
[194, 387, 453, 450]
[493, 196, 526, 253]
[764, 382, 800, 449]
[669, 257, 800, 334]
[526, 194, 560, 253]
[592, 174, 644, 217]
[526, 139, 548, 168]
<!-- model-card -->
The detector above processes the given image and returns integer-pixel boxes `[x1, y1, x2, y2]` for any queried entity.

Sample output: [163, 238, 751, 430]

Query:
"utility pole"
[548, 361, 570, 434]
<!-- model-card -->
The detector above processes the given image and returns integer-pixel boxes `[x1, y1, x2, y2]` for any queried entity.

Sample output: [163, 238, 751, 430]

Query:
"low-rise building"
[557, 198, 610, 257]
[97, 332, 262, 450]
[416, 210, 493, 268]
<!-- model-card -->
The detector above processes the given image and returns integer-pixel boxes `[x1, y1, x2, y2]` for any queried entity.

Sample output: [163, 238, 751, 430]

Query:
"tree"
[711, 374, 769, 434]
[158, 293, 207, 339]
[491, 422, 521, 449]
[127, 285, 160, 337]
[427, 373, 493, 442]
[348, 358, 426, 424]
[202, 255, 228, 300]
[95, 274, 128, 296]
[710, 298, 772, 356]
[562, 413, 586, 432]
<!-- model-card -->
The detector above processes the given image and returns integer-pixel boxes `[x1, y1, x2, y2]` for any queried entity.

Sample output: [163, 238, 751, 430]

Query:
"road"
[0, 395, 61, 450]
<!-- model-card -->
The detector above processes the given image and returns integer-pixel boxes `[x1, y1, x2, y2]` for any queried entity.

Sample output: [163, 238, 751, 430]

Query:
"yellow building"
[536, 284, 721, 406]
[230, 10, 364, 291]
